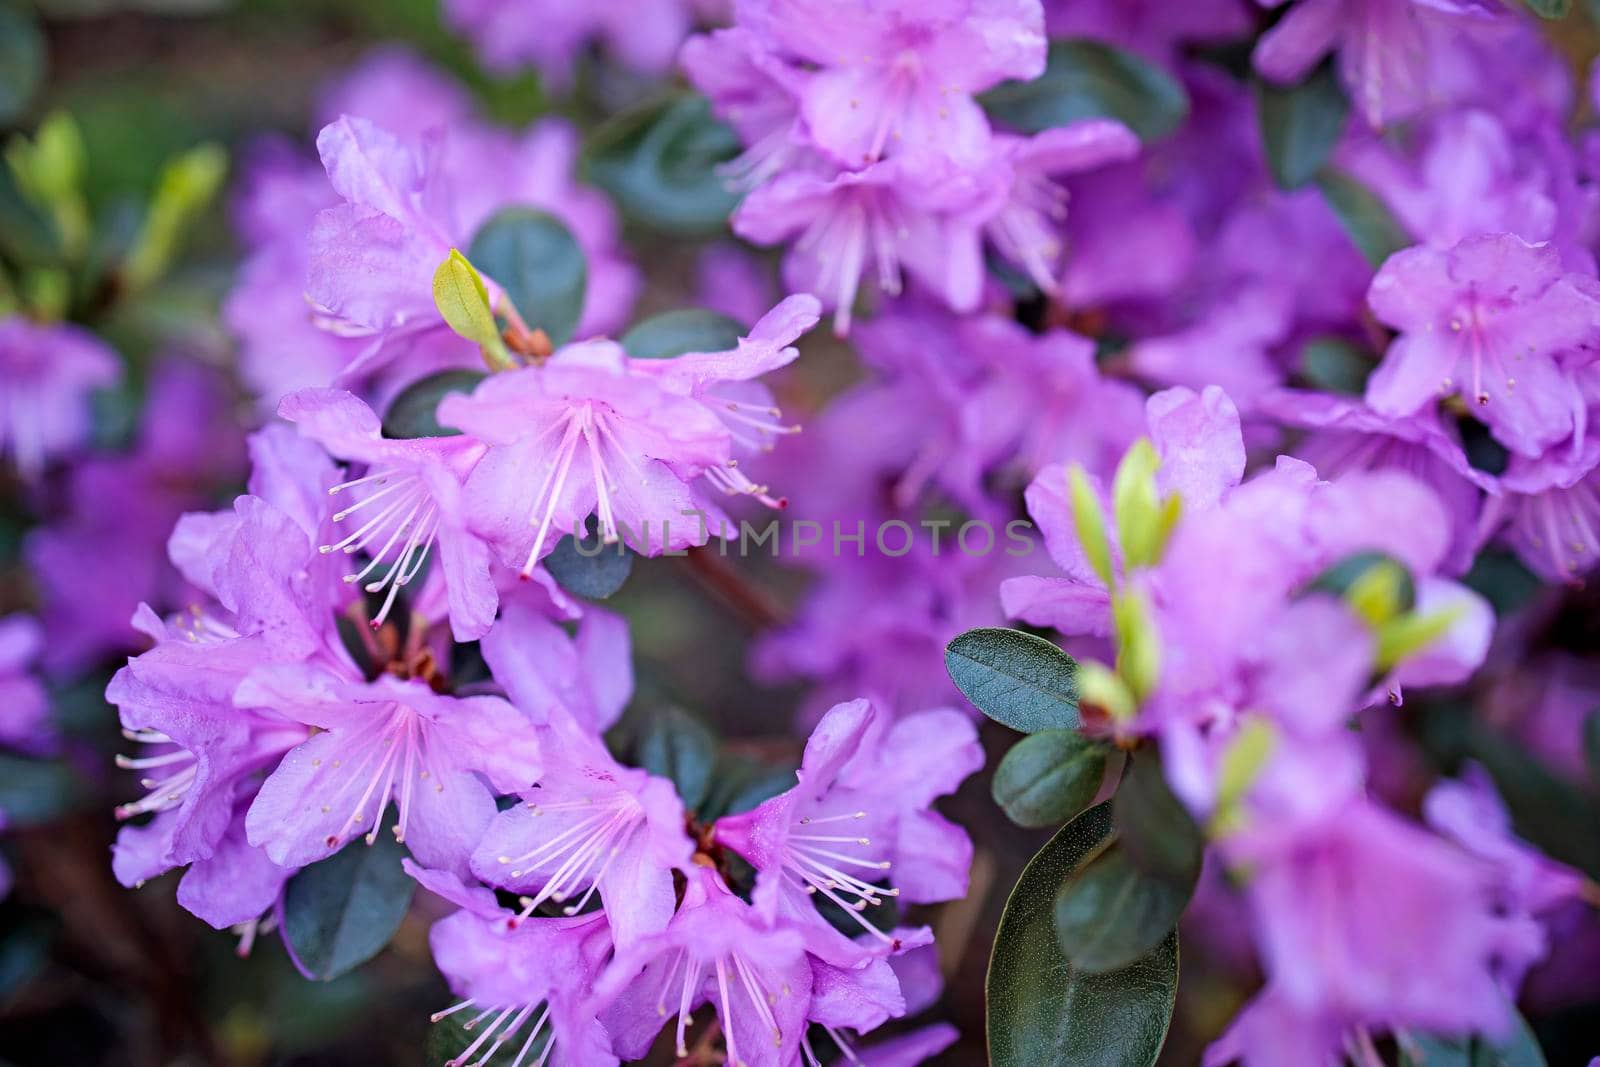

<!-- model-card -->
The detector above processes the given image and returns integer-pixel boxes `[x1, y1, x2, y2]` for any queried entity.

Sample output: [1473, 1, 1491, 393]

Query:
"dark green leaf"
[622, 308, 746, 359]
[636, 706, 717, 813]
[1404, 1006, 1548, 1067]
[700, 753, 797, 821]
[1054, 842, 1190, 974]
[0, 922, 52, 1001]
[0, 163, 62, 265]
[1462, 550, 1542, 619]
[1585, 710, 1600, 786]
[1316, 168, 1411, 267]
[992, 730, 1107, 828]
[0, 755, 79, 825]
[1467, 725, 1600, 879]
[1460, 418, 1510, 478]
[381, 369, 485, 439]
[0, 1, 45, 125]
[281, 830, 416, 981]
[1256, 63, 1348, 189]
[467, 208, 587, 346]
[980, 39, 1188, 142]
[988, 804, 1178, 1067]
[1299, 336, 1373, 395]
[1113, 753, 1203, 883]
[544, 525, 633, 600]
[1522, 0, 1570, 17]
[945, 627, 1081, 733]
[584, 94, 741, 236]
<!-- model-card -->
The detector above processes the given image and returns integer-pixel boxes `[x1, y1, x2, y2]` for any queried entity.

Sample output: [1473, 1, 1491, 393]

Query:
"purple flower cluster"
[107, 414, 976, 1059]
[686, 0, 1140, 334]
[666, 1, 1600, 1064]
[75, 42, 981, 1067]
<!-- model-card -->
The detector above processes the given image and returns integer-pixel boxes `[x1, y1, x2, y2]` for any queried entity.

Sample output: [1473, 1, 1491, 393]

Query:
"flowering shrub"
[4, 0, 1600, 1065]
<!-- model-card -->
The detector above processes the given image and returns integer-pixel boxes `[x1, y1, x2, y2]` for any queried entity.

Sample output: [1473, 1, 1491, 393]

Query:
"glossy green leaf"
[1403, 1006, 1548, 1067]
[945, 627, 1081, 733]
[381, 369, 485, 439]
[0, 2, 45, 126]
[980, 39, 1188, 142]
[1299, 336, 1373, 395]
[544, 524, 633, 600]
[988, 804, 1178, 1067]
[1316, 168, 1411, 267]
[701, 753, 798, 821]
[281, 830, 416, 981]
[1585, 709, 1600, 786]
[636, 706, 717, 813]
[1257, 63, 1348, 189]
[1054, 842, 1191, 974]
[992, 730, 1107, 828]
[1468, 725, 1600, 879]
[1113, 753, 1204, 883]
[585, 94, 741, 236]
[622, 308, 746, 359]
[1521, 0, 1571, 17]
[467, 207, 587, 346]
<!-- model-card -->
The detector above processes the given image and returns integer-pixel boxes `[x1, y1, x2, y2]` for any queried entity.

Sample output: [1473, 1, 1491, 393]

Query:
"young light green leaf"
[1069, 465, 1115, 588]
[381, 369, 486, 439]
[1212, 717, 1276, 834]
[1077, 660, 1137, 725]
[432, 249, 514, 371]
[1308, 551, 1416, 618]
[945, 627, 1081, 733]
[124, 143, 228, 291]
[433, 250, 496, 343]
[992, 730, 1108, 828]
[1375, 606, 1460, 672]
[5, 112, 89, 258]
[1111, 591, 1160, 705]
[1111, 438, 1163, 570]
[981, 39, 1188, 142]
[1316, 168, 1412, 267]
[988, 804, 1178, 1067]
[622, 308, 747, 359]
[281, 831, 416, 981]
[1256, 62, 1349, 190]
[466, 208, 587, 346]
